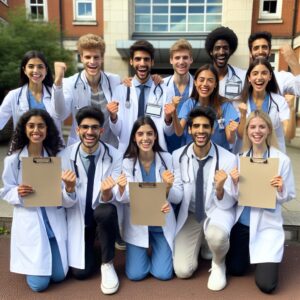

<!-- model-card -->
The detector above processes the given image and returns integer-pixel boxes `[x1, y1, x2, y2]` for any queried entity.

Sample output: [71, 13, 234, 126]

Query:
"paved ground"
[1, 236, 300, 300]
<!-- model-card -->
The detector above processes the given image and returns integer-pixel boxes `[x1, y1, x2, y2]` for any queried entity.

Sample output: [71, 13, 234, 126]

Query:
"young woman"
[238, 58, 294, 153]
[0, 51, 61, 135]
[172, 64, 240, 151]
[226, 110, 295, 294]
[116, 116, 176, 281]
[0, 109, 75, 292]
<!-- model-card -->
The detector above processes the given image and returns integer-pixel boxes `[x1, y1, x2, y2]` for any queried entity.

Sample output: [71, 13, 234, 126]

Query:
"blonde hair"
[242, 110, 278, 152]
[170, 39, 193, 58]
[77, 34, 106, 56]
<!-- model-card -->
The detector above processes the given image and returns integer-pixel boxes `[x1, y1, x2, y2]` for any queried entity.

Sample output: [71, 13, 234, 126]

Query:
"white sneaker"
[101, 261, 119, 295]
[207, 261, 226, 291]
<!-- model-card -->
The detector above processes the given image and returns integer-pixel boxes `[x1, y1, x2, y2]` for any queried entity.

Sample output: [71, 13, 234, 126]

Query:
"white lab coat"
[170, 143, 237, 236]
[274, 70, 300, 96]
[52, 71, 121, 146]
[116, 152, 176, 252]
[0, 147, 73, 276]
[59, 141, 122, 269]
[0, 84, 62, 135]
[109, 82, 174, 153]
[234, 147, 295, 264]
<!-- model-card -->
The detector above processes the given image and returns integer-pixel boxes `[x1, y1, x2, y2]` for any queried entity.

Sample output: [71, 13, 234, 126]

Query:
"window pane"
[153, 24, 168, 31]
[207, 5, 222, 13]
[189, 0, 204, 3]
[206, 15, 221, 23]
[135, 14, 151, 23]
[135, 23, 151, 32]
[153, 6, 168, 13]
[153, 15, 168, 23]
[171, 15, 186, 22]
[170, 23, 185, 32]
[37, 0, 43, 4]
[78, 3, 92, 16]
[153, 0, 167, 3]
[171, 0, 186, 3]
[189, 15, 204, 22]
[136, 0, 150, 3]
[188, 6, 204, 13]
[207, 0, 222, 3]
[135, 6, 151, 13]
[188, 23, 204, 31]
[206, 23, 219, 31]
[171, 6, 186, 13]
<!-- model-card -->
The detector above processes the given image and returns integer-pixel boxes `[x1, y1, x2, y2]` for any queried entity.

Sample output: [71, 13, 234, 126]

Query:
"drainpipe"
[59, 0, 63, 49]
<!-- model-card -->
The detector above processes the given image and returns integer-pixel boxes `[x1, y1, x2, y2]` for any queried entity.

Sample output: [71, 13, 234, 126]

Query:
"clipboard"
[22, 157, 62, 207]
[239, 157, 279, 209]
[129, 182, 166, 226]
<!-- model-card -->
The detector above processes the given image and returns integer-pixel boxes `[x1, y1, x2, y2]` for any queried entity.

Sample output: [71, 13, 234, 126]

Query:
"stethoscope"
[17, 84, 51, 106]
[74, 71, 113, 103]
[245, 145, 270, 160]
[249, 93, 279, 114]
[73, 141, 113, 178]
[125, 83, 164, 109]
[179, 142, 219, 183]
[132, 151, 168, 179]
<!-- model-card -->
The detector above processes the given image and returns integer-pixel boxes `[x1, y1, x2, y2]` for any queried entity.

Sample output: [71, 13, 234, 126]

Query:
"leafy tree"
[0, 7, 76, 99]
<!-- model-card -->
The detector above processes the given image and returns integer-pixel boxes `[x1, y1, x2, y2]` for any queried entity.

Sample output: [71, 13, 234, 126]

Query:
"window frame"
[73, 0, 96, 22]
[258, 0, 282, 20]
[25, 0, 48, 22]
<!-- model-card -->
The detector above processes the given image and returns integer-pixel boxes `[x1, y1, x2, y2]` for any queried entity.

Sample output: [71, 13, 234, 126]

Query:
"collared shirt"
[132, 76, 153, 111]
[188, 143, 215, 213]
[79, 143, 101, 174]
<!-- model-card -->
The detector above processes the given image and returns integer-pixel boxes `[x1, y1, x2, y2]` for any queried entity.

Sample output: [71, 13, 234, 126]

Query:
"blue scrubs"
[178, 98, 239, 150]
[125, 160, 173, 281]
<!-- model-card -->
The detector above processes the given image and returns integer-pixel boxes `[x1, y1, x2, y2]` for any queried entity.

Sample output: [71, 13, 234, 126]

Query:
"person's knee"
[26, 276, 50, 292]
[256, 278, 277, 294]
[174, 263, 196, 279]
[126, 267, 148, 281]
[205, 225, 228, 251]
[94, 204, 117, 224]
[51, 272, 66, 283]
[152, 268, 173, 281]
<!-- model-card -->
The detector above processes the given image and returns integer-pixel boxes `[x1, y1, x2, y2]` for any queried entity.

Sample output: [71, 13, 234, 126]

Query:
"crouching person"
[59, 106, 122, 295]
[171, 106, 237, 291]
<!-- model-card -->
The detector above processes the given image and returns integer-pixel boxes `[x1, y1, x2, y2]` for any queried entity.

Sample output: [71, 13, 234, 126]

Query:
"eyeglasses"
[26, 123, 46, 130]
[78, 124, 101, 131]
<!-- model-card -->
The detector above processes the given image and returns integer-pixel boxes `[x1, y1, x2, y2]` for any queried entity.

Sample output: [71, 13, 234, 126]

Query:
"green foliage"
[0, 226, 10, 235]
[0, 7, 76, 94]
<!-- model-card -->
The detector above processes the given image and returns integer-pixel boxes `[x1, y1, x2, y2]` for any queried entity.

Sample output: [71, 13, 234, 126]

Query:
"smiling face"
[170, 50, 193, 76]
[247, 116, 270, 146]
[134, 124, 157, 154]
[23, 58, 47, 86]
[248, 63, 272, 93]
[188, 116, 213, 152]
[250, 38, 271, 60]
[194, 69, 217, 101]
[81, 48, 103, 79]
[76, 118, 103, 153]
[210, 40, 231, 69]
[25, 116, 47, 145]
[130, 50, 153, 83]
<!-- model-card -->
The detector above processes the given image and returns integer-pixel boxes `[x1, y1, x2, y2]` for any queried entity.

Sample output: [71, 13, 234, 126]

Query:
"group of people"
[0, 26, 297, 295]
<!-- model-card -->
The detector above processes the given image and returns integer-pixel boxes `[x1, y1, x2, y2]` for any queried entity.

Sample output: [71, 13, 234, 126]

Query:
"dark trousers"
[71, 203, 119, 280]
[226, 222, 279, 294]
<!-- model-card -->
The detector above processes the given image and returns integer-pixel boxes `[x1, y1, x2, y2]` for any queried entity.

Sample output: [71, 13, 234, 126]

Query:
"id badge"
[218, 118, 225, 130]
[225, 83, 241, 98]
[145, 103, 162, 118]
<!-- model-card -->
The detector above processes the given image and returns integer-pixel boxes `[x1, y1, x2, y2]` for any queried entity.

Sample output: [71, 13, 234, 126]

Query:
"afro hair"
[205, 26, 238, 57]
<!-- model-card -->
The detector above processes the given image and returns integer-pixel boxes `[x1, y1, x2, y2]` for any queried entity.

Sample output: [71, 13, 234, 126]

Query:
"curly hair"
[205, 26, 238, 57]
[187, 106, 217, 129]
[248, 31, 272, 51]
[8, 109, 64, 156]
[129, 40, 155, 60]
[19, 50, 53, 88]
[77, 34, 106, 56]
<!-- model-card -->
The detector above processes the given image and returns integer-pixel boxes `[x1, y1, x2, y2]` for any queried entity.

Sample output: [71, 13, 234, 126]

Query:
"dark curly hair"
[8, 109, 64, 156]
[19, 50, 53, 88]
[129, 40, 155, 60]
[205, 26, 238, 57]
[187, 106, 217, 129]
[248, 31, 272, 51]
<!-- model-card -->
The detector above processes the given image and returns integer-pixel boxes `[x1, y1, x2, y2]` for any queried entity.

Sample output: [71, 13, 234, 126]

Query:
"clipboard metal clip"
[33, 157, 52, 163]
[250, 157, 268, 164]
[138, 182, 157, 188]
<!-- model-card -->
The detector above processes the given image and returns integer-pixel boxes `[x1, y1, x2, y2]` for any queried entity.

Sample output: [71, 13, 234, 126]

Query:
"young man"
[107, 40, 173, 153]
[169, 106, 237, 291]
[205, 26, 246, 100]
[52, 34, 121, 147]
[248, 31, 300, 96]
[164, 39, 194, 152]
[60, 106, 122, 295]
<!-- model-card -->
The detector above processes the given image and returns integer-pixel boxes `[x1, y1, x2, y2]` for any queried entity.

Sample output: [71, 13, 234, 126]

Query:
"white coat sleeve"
[0, 90, 14, 130]
[109, 86, 124, 137]
[277, 71, 300, 96]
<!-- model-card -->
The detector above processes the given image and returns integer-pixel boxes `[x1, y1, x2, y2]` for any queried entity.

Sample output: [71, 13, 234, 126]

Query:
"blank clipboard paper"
[239, 157, 279, 209]
[22, 157, 62, 207]
[129, 182, 166, 226]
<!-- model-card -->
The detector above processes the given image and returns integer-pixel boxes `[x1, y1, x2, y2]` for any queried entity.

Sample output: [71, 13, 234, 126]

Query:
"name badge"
[217, 118, 225, 130]
[225, 83, 241, 98]
[145, 103, 162, 118]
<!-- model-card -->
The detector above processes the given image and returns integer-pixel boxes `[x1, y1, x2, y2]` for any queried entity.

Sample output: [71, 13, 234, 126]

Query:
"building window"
[135, 0, 222, 33]
[74, 0, 96, 21]
[259, 0, 282, 20]
[26, 0, 48, 21]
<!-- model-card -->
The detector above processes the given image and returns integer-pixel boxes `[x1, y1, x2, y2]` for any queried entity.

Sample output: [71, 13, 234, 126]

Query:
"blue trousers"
[126, 230, 173, 281]
[26, 238, 65, 292]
